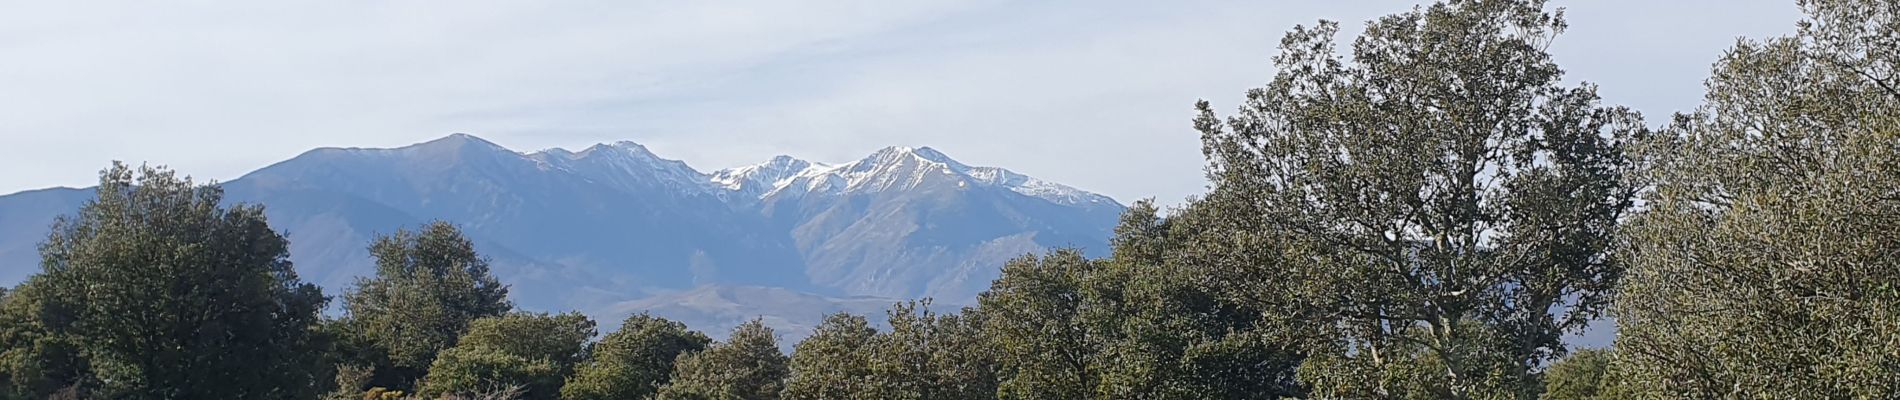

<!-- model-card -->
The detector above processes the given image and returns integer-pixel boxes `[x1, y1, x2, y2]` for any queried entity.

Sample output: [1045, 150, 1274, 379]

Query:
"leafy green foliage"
[420, 348, 558, 400]
[419, 312, 595, 400]
[1090, 202, 1305, 400]
[782, 313, 878, 400]
[654, 319, 789, 400]
[1190, 0, 1642, 397]
[2, 2, 1895, 398]
[341, 221, 514, 389]
[783, 303, 997, 400]
[457, 312, 596, 370]
[907, 307, 997, 400]
[863, 301, 997, 400]
[979, 202, 1308, 400]
[1538, 349, 1617, 400]
[562, 313, 711, 400]
[1612, 0, 1900, 397]
[1296, 321, 1526, 400]
[27, 163, 331, 399]
[980, 250, 1101, 399]
[0, 279, 88, 400]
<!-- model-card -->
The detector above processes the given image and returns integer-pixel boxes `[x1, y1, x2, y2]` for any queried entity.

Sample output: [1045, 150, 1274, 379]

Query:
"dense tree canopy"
[1091, 202, 1305, 399]
[562, 313, 710, 400]
[418, 312, 595, 400]
[341, 221, 514, 390]
[654, 319, 789, 400]
[1612, 0, 1900, 397]
[907, 307, 996, 400]
[0, 1, 1894, 399]
[863, 301, 996, 400]
[783, 303, 998, 400]
[980, 250, 1101, 399]
[1191, 0, 1643, 397]
[782, 313, 878, 400]
[1538, 349, 1618, 400]
[24, 163, 329, 399]
[0, 279, 87, 399]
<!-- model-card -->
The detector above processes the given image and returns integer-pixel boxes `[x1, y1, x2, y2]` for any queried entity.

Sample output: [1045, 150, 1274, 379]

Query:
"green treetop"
[1612, 0, 1900, 397]
[562, 313, 711, 400]
[30, 163, 331, 399]
[340, 221, 514, 390]
[654, 319, 790, 400]
[1192, 0, 1644, 397]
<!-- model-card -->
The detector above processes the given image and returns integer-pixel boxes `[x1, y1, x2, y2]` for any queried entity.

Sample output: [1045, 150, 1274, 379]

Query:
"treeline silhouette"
[2, 0, 1896, 398]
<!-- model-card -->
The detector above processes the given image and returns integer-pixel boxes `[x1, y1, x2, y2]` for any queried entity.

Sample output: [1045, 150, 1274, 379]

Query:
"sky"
[0, 0, 1803, 205]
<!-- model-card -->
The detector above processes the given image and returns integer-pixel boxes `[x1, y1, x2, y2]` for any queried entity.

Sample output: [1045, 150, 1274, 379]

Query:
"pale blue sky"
[0, 0, 1800, 204]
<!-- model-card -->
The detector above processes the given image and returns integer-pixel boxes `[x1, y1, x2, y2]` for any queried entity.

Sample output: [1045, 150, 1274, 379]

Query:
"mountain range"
[0, 133, 1124, 339]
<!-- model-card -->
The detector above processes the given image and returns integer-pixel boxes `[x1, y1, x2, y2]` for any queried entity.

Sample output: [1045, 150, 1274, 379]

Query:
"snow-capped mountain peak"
[574, 141, 663, 161]
[0, 133, 1128, 345]
[711, 155, 822, 195]
[726, 145, 1115, 207]
[353, 135, 1114, 208]
[866, 146, 957, 166]
[967, 166, 1113, 206]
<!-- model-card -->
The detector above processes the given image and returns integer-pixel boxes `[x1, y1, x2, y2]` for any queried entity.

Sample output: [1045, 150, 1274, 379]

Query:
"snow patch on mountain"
[726, 146, 1114, 207]
[710, 155, 825, 198]
[300, 136, 1114, 208]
